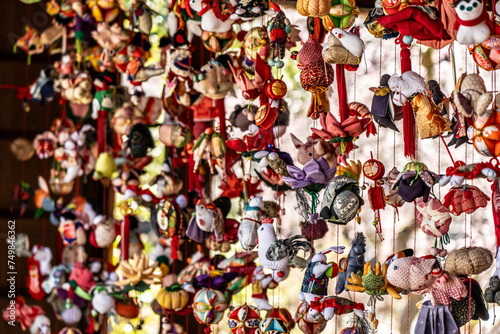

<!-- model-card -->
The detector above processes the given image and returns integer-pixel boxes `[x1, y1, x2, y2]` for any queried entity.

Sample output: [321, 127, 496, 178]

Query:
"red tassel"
[336, 65, 349, 122]
[204, 326, 212, 334]
[171, 235, 179, 260]
[399, 38, 416, 158]
[121, 215, 130, 260]
[97, 110, 107, 155]
[491, 181, 500, 248]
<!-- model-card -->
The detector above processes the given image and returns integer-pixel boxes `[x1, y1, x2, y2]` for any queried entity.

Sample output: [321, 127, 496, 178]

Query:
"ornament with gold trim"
[265, 79, 287, 100]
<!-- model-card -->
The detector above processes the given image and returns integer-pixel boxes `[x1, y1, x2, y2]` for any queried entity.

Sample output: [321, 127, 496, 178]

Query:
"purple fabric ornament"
[283, 157, 336, 189]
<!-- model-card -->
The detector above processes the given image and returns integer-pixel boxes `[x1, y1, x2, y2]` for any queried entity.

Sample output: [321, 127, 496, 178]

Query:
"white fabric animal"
[454, 0, 491, 46]
[330, 28, 365, 58]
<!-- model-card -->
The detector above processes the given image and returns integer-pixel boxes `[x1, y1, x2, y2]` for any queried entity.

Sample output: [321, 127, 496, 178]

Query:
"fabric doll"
[388, 71, 451, 139]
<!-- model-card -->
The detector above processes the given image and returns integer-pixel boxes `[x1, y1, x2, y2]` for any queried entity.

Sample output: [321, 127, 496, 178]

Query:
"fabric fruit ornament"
[192, 288, 227, 325]
[228, 304, 262, 334]
[294, 302, 327, 334]
[296, 0, 331, 17]
[156, 283, 190, 311]
[300, 61, 334, 119]
[468, 107, 500, 157]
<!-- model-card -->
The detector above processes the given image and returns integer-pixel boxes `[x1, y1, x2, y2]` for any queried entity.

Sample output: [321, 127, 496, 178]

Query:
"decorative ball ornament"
[192, 288, 228, 325]
[264, 308, 295, 332]
[362, 157, 385, 181]
[265, 79, 287, 99]
[323, 0, 359, 30]
[258, 316, 289, 334]
[228, 304, 262, 334]
[243, 27, 271, 63]
[468, 107, 500, 157]
[294, 302, 327, 334]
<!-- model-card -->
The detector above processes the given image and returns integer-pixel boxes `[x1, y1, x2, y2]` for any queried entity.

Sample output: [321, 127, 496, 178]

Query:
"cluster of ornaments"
[5, 0, 500, 334]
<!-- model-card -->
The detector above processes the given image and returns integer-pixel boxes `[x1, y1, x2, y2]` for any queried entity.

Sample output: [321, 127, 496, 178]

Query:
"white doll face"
[455, 0, 483, 20]
[196, 204, 215, 232]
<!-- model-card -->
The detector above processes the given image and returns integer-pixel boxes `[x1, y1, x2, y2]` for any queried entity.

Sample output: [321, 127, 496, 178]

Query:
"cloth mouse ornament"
[251, 265, 278, 310]
[186, 197, 239, 251]
[452, 73, 493, 118]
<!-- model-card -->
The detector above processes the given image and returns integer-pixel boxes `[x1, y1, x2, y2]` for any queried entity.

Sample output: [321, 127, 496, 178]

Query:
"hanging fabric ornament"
[443, 185, 490, 216]
[415, 198, 452, 245]
[468, 107, 500, 157]
[193, 288, 228, 325]
[323, 0, 359, 30]
[227, 304, 262, 334]
[294, 302, 327, 334]
[362, 155, 386, 240]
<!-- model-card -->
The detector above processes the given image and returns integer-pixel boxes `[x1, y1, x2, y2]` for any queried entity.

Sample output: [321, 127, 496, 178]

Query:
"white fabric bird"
[331, 28, 365, 58]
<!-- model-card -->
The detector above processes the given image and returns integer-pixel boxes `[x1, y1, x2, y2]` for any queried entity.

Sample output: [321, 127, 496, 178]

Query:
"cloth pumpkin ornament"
[443, 185, 489, 215]
[415, 197, 452, 239]
[192, 288, 227, 325]
[296, 0, 331, 18]
[156, 283, 190, 312]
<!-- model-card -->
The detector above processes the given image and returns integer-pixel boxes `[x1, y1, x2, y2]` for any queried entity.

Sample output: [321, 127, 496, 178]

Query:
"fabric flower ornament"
[311, 112, 369, 154]
[443, 185, 490, 215]
[283, 157, 336, 190]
